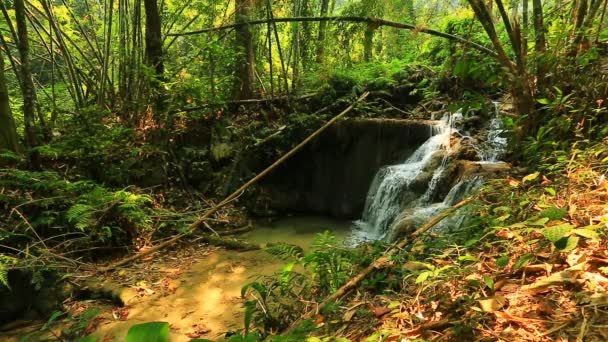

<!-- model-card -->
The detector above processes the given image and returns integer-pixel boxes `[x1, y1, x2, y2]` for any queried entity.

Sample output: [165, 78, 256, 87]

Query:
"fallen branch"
[168, 16, 497, 57]
[285, 197, 474, 333]
[97, 92, 370, 272]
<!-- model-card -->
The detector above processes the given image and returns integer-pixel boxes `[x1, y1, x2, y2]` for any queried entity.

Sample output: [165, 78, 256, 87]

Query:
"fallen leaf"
[343, 309, 356, 322]
[522, 263, 586, 290]
[478, 294, 506, 313]
[373, 307, 392, 317]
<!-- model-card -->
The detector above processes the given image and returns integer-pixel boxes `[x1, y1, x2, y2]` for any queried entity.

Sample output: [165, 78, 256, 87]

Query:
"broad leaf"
[126, 322, 169, 342]
[541, 224, 574, 243]
[539, 207, 567, 220]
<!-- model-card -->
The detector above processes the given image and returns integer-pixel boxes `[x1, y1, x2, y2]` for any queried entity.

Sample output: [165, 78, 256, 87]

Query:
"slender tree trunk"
[144, 0, 164, 76]
[315, 0, 330, 63]
[532, 0, 547, 92]
[15, 0, 39, 155]
[0, 51, 21, 154]
[405, 0, 415, 23]
[144, 0, 165, 114]
[522, 0, 529, 57]
[234, 0, 256, 100]
[364, 25, 374, 62]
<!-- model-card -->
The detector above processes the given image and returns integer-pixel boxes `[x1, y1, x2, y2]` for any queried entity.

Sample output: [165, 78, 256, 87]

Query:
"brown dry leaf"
[373, 307, 392, 317]
[112, 308, 129, 321]
[522, 263, 586, 290]
[496, 229, 514, 239]
[495, 311, 546, 325]
[343, 309, 357, 322]
[478, 294, 506, 313]
[507, 178, 520, 187]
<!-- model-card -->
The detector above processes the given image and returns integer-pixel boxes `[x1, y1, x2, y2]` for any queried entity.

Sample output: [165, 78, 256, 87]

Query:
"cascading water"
[351, 104, 508, 243]
[478, 102, 508, 162]
[351, 112, 461, 242]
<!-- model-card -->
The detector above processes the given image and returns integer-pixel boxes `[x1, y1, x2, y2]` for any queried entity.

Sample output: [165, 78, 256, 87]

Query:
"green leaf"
[539, 207, 567, 220]
[544, 187, 557, 196]
[527, 217, 550, 226]
[483, 274, 494, 291]
[572, 228, 599, 240]
[522, 172, 540, 183]
[415, 271, 431, 284]
[74, 336, 97, 342]
[458, 255, 480, 263]
[496, 255, 509, 268]
[513, 254, 534, 270]
[541, 224, 574, 243]
[537, 98, 551, 105]
[555, 236, 579, 252]
[126, 322, 169, 342]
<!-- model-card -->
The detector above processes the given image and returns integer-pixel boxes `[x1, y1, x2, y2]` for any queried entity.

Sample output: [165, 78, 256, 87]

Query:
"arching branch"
[167, 16, 498, 57]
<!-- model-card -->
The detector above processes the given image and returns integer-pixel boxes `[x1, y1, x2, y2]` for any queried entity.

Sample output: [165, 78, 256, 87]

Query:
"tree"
[315, 0, 330, 63]
[0, 50, 21, 153]
[15, 0, 38, 152]
[144, 0, 165, 114]
[234, 0, 256, 99]
[144, 0, 164, 77]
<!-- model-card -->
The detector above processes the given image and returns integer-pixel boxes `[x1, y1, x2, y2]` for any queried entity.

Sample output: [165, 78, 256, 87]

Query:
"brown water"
[0, 216, 351, 342]
[243, 216, 352, 251]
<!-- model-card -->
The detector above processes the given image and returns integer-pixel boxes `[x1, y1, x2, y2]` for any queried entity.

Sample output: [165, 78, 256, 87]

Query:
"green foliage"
[0, 255, 17, 288]
[126, 322, 170, 342]
[0, 169, 156, 249]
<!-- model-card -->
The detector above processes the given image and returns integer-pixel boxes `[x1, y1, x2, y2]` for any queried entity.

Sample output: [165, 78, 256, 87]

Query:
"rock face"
[255, 119, 437, 219]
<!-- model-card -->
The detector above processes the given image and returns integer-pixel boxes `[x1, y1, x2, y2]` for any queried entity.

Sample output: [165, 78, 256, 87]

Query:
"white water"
[478, 102, 507, 162]
[351, 112, 461, 242]
[352, 104, 507, 243]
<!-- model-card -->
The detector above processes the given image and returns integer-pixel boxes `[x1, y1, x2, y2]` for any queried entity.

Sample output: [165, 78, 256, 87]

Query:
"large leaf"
[555, 236, 579, 252]
[513, 254, 535, 270]
[522, 172, 540, 183]
[539, 207, 567, 220]
[541, 224, 574, 243]
[572, 228, 600, 241]
[126, 322, 170, 342]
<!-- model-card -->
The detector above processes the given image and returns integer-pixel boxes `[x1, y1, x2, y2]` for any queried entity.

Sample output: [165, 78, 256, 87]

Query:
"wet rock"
[454, 138, 480, 161]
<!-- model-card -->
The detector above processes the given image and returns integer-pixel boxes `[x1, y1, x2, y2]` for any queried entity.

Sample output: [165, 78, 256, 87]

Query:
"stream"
[0, 106, 508, 341]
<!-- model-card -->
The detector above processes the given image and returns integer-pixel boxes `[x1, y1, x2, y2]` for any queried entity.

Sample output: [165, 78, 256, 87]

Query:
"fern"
[0, 255, 17, 289]
[265, 243, 304, 260]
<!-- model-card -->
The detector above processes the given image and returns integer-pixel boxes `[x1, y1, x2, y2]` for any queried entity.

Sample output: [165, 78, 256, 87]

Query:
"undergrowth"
[237, 137, 608, 341]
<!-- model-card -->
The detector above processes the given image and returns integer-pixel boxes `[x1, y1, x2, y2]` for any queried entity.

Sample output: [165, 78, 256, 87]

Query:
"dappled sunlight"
[91, 249, 285, 341]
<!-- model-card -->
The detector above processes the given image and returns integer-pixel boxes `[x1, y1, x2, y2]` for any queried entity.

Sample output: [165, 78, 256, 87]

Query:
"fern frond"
[266, 243, 304, 260]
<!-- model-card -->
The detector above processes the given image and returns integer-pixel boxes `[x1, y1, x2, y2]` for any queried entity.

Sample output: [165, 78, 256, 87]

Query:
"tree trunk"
[364, 26, 374, 62]
[234, 0, 256, 100]
[405, 0, 416, 23]
[532, 0, 547, 91]
[144, 0, 165, 114]
[144, 0, 164, 76]
[315, 0, 330, 63]
[15, 0, 38, 154]
[0, 51, 21, 154]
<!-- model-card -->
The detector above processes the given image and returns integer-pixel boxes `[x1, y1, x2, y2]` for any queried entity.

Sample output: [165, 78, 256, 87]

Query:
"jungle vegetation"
[1, 0, 608, 340]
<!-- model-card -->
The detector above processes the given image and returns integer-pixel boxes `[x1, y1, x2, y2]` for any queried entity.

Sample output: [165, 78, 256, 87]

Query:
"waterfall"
[478, 102, 507, 162]
[351, 103, 508, 244]
[351, 112, 461, 241]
